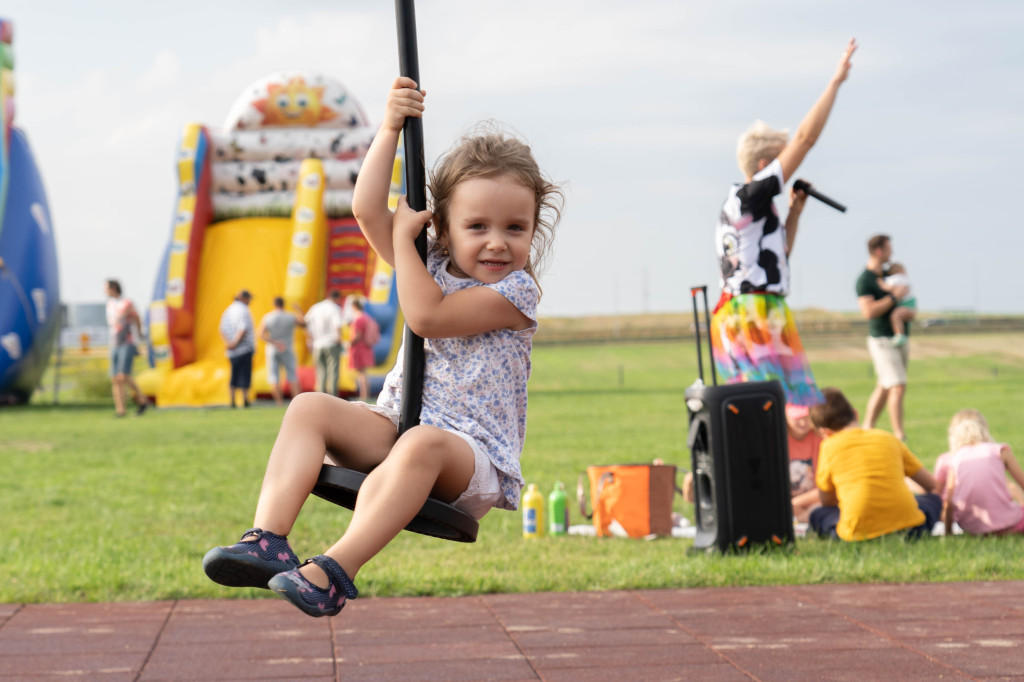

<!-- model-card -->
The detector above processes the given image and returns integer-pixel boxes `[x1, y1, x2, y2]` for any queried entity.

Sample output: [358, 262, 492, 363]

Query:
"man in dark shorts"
[219, 290, 255, 408]
[855, 235, 911, 440]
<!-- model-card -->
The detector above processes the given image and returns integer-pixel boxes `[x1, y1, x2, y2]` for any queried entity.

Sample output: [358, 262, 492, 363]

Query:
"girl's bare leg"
[304, 425, 475, 585]
[252, 392, 397, 537]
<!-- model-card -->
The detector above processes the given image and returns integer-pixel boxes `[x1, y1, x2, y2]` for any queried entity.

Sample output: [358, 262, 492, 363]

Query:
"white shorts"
[360, 403, 503, 520]
[867, 336, 909, 389]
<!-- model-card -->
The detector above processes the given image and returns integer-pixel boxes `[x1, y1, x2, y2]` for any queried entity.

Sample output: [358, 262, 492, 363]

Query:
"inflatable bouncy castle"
[140, 71, 403, 406]
[0, 20, 60, 405]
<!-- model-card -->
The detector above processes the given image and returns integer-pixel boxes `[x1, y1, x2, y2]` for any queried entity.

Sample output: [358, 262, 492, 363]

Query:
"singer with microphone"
[711, 37, 857, 416]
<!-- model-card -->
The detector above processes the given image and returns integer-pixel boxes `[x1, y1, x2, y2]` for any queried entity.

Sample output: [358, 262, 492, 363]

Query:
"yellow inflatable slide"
[139, 71, 403, 407]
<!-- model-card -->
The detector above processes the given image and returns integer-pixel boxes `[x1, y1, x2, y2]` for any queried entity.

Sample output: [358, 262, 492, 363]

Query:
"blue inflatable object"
[0, 128, 59, 404]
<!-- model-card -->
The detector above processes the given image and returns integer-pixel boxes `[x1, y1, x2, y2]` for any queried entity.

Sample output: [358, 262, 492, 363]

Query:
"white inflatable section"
[209, 127, 375, 162]
[207, 71, 374, 219]
[211, 158, 363, 193]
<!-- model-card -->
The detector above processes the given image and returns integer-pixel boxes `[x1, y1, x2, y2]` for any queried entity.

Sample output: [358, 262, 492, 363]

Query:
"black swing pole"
[395, 0, 427, 436]
[308, 0, 478, 542]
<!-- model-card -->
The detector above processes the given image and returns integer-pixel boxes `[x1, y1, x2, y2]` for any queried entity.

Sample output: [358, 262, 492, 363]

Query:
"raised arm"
[351, 76, 425, 268]
[775, 38, 857, 182]
[391, 197, 531, 339]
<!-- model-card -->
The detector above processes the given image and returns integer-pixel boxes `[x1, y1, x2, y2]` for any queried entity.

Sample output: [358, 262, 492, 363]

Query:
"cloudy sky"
[7, 0, 1023, 317]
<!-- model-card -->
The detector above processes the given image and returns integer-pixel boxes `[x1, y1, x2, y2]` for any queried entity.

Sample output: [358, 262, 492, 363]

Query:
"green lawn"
[3, 336, 1024, 604]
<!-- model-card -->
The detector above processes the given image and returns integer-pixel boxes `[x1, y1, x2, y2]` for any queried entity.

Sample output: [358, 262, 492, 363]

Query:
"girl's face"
[442, 175, 536, 284]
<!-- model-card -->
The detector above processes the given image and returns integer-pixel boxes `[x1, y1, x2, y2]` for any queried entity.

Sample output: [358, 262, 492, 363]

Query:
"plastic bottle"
[522, 483, 544, 538]
[548, 481, 568, 536]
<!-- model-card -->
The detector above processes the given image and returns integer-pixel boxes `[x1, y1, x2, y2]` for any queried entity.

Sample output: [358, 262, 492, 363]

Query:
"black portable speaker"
[686, 286, 794, 553]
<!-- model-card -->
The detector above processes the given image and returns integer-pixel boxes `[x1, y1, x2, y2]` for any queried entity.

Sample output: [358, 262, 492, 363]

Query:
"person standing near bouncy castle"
[304, 290, 345, 396]
[711, 38, 857, 411]
[257, 296, 307, 406]
[219, 289, 255, 408]
[105, 279, 149, 417]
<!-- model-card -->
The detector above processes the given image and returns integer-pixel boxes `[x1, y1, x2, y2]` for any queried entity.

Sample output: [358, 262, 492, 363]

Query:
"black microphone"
[793, 179, 846, 213]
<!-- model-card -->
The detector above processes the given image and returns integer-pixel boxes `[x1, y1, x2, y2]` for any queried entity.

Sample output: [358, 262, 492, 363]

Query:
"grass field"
[3, 331, 1024, 604]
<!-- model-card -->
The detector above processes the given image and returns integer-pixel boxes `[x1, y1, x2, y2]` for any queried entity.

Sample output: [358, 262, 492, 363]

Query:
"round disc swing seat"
[312, 465, 479, 542]
[311, 0, 477, 545]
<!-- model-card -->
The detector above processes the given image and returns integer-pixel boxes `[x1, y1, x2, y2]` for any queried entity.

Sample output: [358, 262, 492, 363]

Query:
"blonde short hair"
[736, 120, 788, 178]
[948, 409, 994, 452]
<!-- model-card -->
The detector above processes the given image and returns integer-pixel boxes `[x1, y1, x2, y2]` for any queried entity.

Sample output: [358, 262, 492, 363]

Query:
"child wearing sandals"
[202, 76, 562, 617]
[934, 409, 1024, 536]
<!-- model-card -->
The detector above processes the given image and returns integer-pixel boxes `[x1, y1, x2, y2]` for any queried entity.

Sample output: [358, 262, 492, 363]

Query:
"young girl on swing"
[203, 76, 562, 617]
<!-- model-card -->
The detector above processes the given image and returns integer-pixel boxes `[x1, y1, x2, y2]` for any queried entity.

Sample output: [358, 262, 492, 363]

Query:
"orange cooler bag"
[578, 464, 678, 538]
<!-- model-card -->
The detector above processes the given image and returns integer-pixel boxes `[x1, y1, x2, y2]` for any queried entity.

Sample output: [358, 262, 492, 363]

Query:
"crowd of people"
[215, 289, 381, 407]
[102, 278, 381, 414]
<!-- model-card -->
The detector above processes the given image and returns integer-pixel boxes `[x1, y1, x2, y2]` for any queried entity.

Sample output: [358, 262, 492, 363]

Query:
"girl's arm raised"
[352, 77, 425, 268]
[392, 197, 531, 339]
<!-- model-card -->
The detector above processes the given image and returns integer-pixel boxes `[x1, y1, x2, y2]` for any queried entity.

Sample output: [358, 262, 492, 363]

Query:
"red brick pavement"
[3, 582, 1024, 681]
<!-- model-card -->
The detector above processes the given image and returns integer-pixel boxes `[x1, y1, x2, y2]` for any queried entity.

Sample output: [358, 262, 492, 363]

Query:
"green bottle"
[548, 481, 568, 536]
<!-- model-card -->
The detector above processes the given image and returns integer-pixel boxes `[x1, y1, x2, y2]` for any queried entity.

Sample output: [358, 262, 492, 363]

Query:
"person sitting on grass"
[202, 76, 563, 618]
[877, 261, 916, 347]
[935, 409, 1024, 536]
[808, 387, 940, 541]
[786, 404, 824, 523]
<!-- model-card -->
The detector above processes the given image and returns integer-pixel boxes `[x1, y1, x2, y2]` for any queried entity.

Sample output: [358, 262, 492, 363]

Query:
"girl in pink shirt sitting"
[935, 409, 1024, 536]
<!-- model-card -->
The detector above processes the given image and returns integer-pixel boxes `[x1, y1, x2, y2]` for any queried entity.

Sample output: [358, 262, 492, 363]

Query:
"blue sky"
[7, 0, 1023, 317]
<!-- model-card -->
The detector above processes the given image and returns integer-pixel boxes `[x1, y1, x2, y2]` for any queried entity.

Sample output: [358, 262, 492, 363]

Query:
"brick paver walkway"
[3, 582, 1023, 680]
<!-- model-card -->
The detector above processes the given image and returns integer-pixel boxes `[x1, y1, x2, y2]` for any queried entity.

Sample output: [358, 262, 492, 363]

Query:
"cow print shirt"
[716, 158, 789, 297]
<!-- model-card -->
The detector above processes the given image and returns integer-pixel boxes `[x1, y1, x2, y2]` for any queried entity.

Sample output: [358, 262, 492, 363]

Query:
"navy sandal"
[268, 554, 358, 617]
[202, 528, 300, 589]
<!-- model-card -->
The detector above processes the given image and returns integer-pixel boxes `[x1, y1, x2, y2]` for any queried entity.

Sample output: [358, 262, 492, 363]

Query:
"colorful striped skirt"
[710, 293, 823, 407]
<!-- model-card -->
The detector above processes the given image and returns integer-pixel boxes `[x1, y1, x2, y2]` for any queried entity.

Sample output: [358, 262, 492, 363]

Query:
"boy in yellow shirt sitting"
[809, 387, 941, 540]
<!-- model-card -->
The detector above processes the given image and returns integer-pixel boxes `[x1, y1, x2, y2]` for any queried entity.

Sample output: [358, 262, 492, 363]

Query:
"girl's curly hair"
[428, 123, 563, 292]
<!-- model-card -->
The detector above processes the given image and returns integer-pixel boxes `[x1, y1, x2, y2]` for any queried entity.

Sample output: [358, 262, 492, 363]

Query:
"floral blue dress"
[374, 239, 539, 510]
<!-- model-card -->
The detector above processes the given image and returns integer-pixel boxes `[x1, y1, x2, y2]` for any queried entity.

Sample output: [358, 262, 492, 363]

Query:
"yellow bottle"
[522, 483, 545, 538]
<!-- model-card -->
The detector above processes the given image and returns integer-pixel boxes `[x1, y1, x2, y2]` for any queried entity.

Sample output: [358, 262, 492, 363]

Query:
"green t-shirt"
[855, 268, 903, 338]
